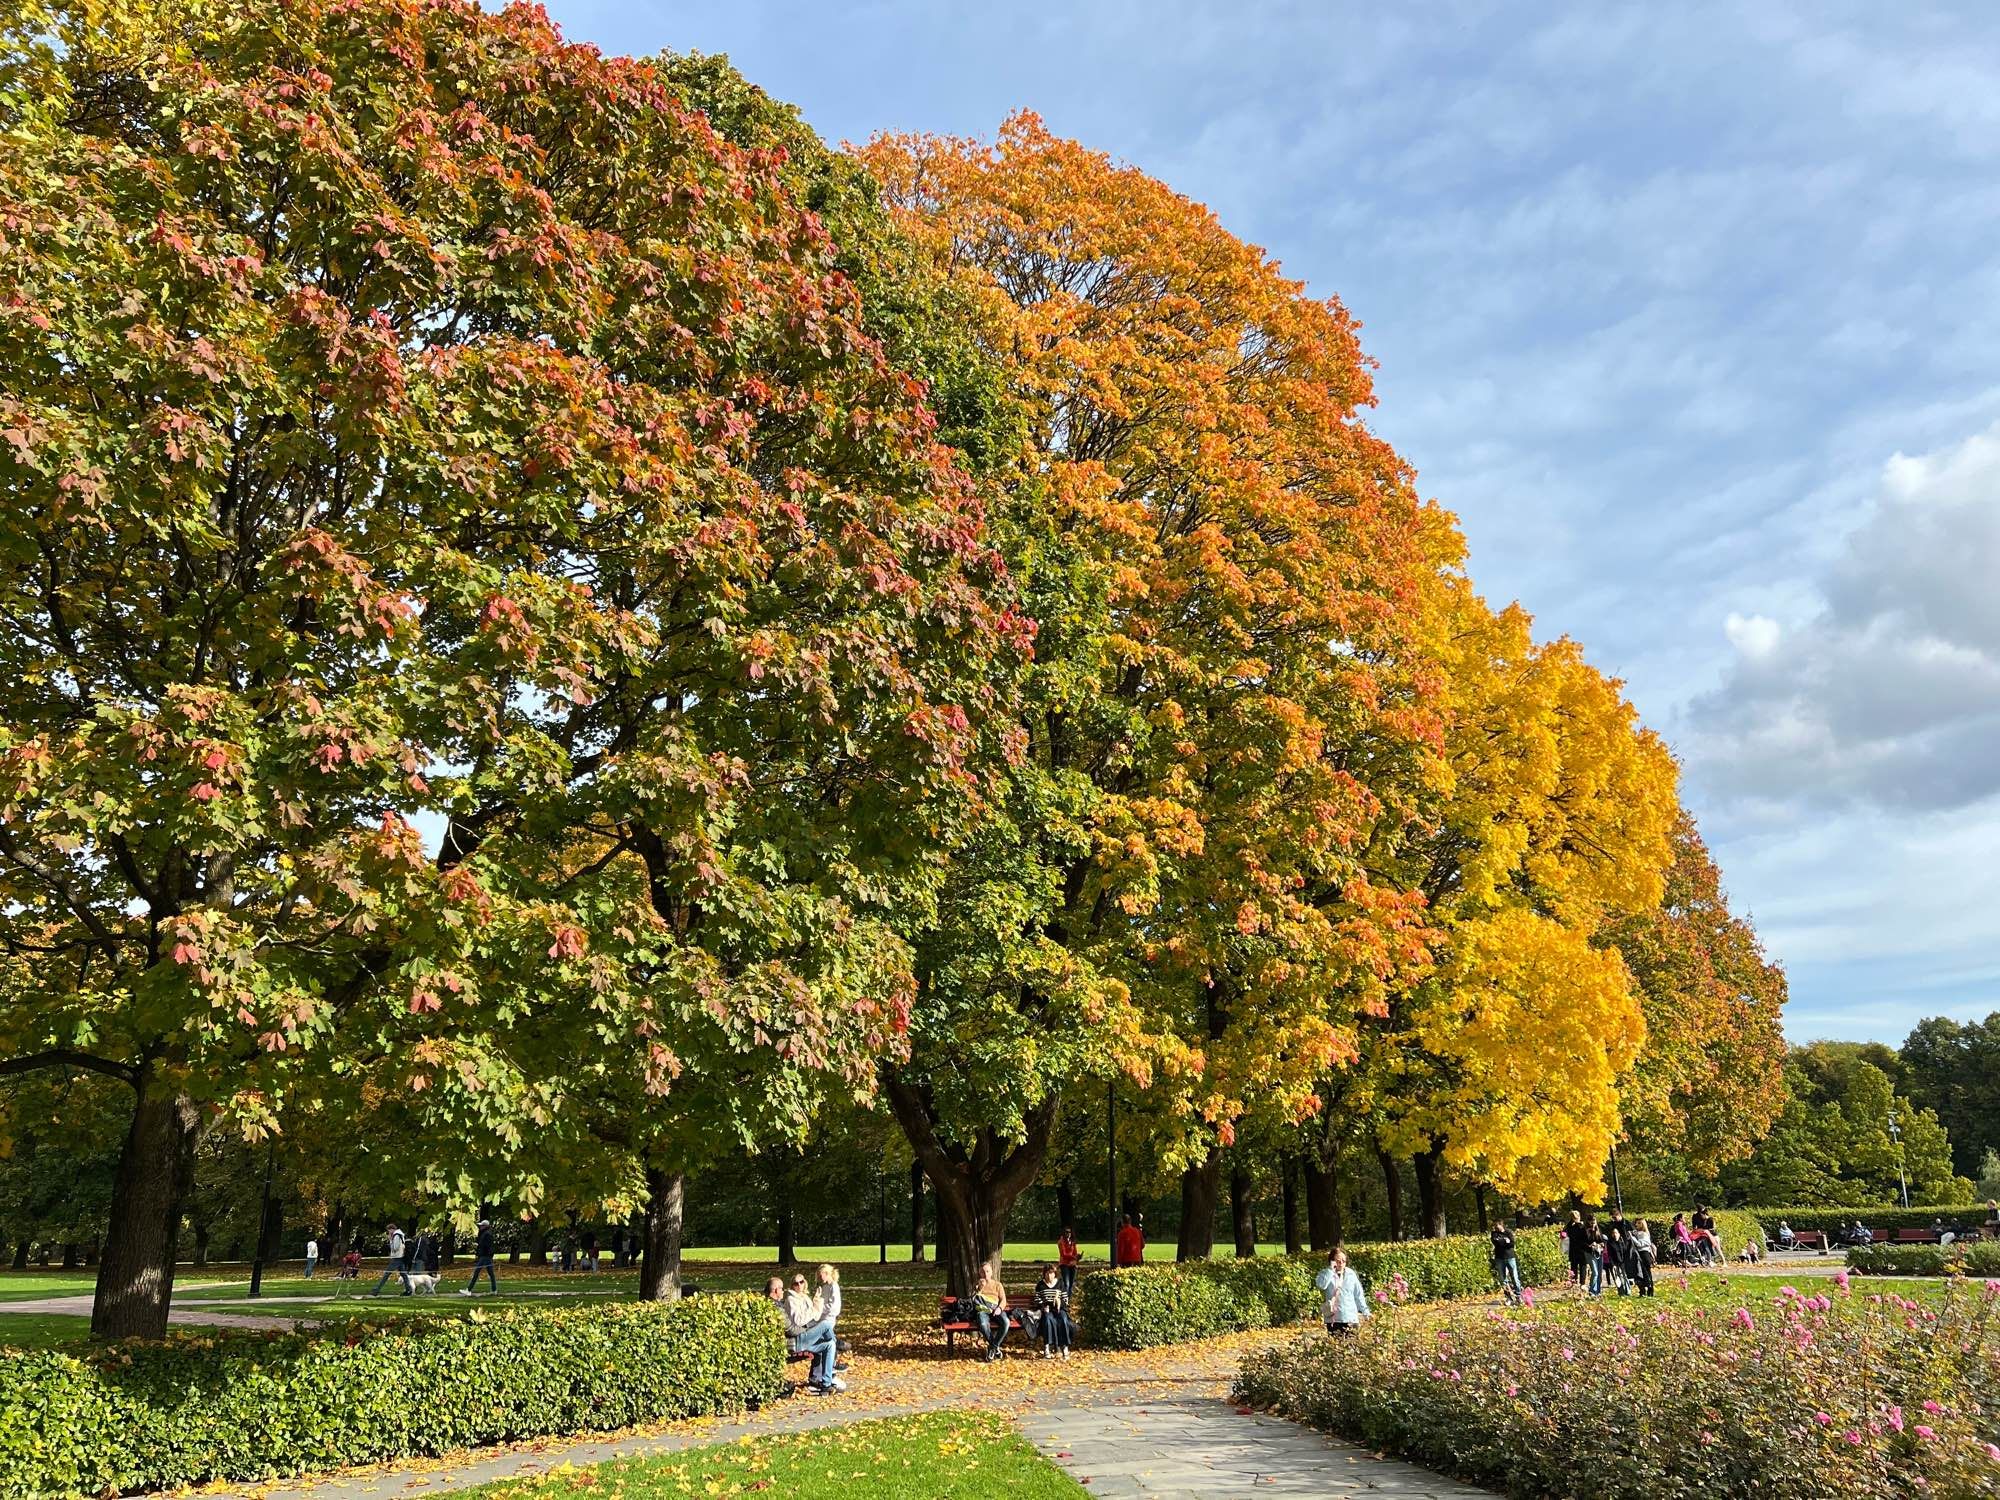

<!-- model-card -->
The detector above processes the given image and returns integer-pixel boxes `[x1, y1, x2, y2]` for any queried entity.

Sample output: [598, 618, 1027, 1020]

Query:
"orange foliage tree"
[860, 114, 1455, 1287]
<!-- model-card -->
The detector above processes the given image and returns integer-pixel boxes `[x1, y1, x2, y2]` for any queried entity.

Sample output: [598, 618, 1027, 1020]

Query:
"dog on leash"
[406, 1272, 441, 1295]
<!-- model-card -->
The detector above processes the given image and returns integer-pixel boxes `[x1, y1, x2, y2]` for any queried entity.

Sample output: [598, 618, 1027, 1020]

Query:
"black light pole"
[1107, 1081, 1118, 1265]
[1607, 1141, 1625, 1218]
[878, 1169, 887, 1264]
[247, 1139, 277, 1298]
[1888, 1110, 1910, 1209]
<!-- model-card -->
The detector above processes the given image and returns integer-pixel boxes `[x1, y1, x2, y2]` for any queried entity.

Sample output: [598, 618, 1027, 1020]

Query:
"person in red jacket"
[1113, 1212, 1145, 1269]
[1056, 1224, 1083, 1298]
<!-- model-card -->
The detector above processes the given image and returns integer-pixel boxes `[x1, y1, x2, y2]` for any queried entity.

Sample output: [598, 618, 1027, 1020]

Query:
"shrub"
[0, 1294, 784, 1498]
[1078, 1231, 1566, 1350]
[1848, 1241, 2000, 1277]
[1236, 1279, 2000, 1497]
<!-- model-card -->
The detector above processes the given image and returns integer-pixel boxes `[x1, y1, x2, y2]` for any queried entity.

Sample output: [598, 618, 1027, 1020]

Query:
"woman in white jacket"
[1314, 1247, 1370, 1335]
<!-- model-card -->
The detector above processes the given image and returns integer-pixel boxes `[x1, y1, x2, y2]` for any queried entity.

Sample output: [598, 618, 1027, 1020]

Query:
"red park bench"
[1894, 1228, 1942, 1244]
[1789, 1231, 1827, 1253]
[940, 1295, 1031, 1354]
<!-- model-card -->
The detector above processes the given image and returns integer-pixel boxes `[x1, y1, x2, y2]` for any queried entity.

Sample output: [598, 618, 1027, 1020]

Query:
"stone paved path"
[178, 1351, 1487, 1500]
[0, 1284, 301, 1333]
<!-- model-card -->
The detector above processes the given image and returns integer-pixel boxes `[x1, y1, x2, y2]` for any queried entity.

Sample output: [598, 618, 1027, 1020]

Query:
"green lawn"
[0, 1272, 98, 1302]
[434, 1411, 1083, 1500]
[0, 1312, 96, 1348]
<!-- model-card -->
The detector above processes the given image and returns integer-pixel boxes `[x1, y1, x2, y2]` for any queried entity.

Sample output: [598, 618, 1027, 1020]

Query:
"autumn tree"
[1603, 813, 1789, 1189]
[859, 115, 1451, 1289]
[0, 0, 1011, 1334]
[1300, 587, 1680, 1237]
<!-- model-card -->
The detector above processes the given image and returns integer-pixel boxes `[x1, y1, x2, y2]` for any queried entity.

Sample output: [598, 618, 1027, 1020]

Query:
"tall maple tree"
[1602, 812, 1788, 1189]
[1300, 586, 1681, 1236]
[0, 0, 1012, 1334]
[859, 115, 1452, 1290]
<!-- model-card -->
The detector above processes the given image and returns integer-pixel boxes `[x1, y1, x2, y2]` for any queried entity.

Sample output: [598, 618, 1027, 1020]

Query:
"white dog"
[406, 1272, 440, 1295]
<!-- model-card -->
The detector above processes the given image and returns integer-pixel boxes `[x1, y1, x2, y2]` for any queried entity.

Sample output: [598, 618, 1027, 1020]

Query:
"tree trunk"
[884, 1070, 1056, 1297]
[530, 1216, 549, 1265]
[1474, 1184, 1489, 1231]
[1304, 1159, 1340, 1249]
[909, 1159, 926, 1263]
[776, 1190, 796, 1266]
[1378, 1149, 1405, 1241]
[1229, 1167, 1256, 1258]
[60, 1243, 77, 1269]
[191, 1222, 210, 1267]
[638, 1165, 684, 1301]
[10, 1238, 28, 1271]
[1176, 1152, 1222, 1261]
[1056, 1176, 1075, 1232]
[83, 1236, 99, 1267]
[1281, 1161, 1302, 1255]
[92, 1081, 200, 1340]
[1412, 1143, 1447, 1238]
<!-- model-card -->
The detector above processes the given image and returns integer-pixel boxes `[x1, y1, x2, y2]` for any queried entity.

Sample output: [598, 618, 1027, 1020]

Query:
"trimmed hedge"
[1846, 1240, 2000, 1277]
[1076, 1231, 1567, 1350]
[1749, 1205, 1985, 1239]
[0, 1294, 784, 1499]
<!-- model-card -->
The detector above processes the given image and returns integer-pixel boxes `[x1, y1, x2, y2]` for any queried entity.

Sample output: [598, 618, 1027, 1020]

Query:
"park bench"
[1894, 1228, 1941, 1244]
[1788, 1231, 1826, 1253]
[939, 1295, 1027, 1354]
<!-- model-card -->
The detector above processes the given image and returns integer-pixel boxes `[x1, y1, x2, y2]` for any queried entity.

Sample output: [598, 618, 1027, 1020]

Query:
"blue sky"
[543, 0, 2000, 1044]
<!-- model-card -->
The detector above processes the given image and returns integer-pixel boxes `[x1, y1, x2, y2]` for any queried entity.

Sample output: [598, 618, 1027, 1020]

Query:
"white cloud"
[1691, 421, 2000, 812]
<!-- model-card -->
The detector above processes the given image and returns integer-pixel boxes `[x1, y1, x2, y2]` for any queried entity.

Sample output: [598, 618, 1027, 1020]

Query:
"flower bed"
[1848, 1241, 2000, 1277]
[1077, 1232, 1567, 1350]
[1235, 1276, 2000, 1497]
[0, 1294, 784, 1498]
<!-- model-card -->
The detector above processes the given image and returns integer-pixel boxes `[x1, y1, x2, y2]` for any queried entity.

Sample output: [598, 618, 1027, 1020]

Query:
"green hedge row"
[1846, 1241, 2000, 1277]
[1076, 1232, 1568, 1350]
[1748, 1204, 1987, 1238]
[0, 1294, 784, 1499]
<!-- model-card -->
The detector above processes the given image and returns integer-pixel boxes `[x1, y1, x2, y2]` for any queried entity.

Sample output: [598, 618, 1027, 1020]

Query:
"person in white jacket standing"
[304, 1235, 319, 1279]
[1314, 1246, 1370, 1335]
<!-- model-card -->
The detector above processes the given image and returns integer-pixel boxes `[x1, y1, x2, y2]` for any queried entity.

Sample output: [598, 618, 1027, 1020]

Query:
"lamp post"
[1607, 1140, 1625, 1218]
[1887, 1108, 1910, 1209]
[1107, 1081, 1118, 1266]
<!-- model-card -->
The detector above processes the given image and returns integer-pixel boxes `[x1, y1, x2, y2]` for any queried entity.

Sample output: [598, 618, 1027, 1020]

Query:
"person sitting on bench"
[1775, 1220, 1795, 1250]
[770, 1275, 842, 1393]
[1032, 1263, 1073, 1358]
[974, 1261, 1012, 1362]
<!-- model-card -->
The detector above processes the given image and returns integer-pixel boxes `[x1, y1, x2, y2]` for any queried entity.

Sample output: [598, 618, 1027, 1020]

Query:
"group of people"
[769, 1264, 848, 1393]
[357, 1220, 502, 1295]
[1558, 1210, 1660, 1296]
[966, 1258, 1079, 1361]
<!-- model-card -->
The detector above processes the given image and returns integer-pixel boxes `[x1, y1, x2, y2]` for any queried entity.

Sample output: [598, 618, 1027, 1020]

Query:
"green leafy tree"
[0, 0, 1011, 1334]
[1899, 1013, 2000, 1183]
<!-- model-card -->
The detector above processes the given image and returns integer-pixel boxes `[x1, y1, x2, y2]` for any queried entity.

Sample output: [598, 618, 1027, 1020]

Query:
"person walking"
[304, 1234, 319, 1280]
[462, 1218, 499, 1295]
[1489, 1221, 1522, 1303]
[582, 1229, 598, 1272]
[973, 1261, 1012, 1361]
[1056, 1224, 1082, 1300]
[370, 1225, 410, 1296]
[1314, 1246, 1370, 1335]
[1584, 1216, 1605, 1295]
[1032, 1263, 1073, 1357]
[1629, 1219, 1657, 1296]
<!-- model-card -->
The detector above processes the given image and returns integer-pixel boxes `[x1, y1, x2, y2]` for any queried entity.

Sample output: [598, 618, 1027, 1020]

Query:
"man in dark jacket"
[463, 1219, 499, 1295]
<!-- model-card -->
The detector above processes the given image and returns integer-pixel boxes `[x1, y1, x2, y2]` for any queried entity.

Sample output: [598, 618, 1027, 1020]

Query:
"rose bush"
[1236, 1276, 2000, 1497]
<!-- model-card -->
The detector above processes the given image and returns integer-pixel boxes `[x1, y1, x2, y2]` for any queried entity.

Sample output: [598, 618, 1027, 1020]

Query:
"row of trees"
[0, 0, 1790, 1337]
